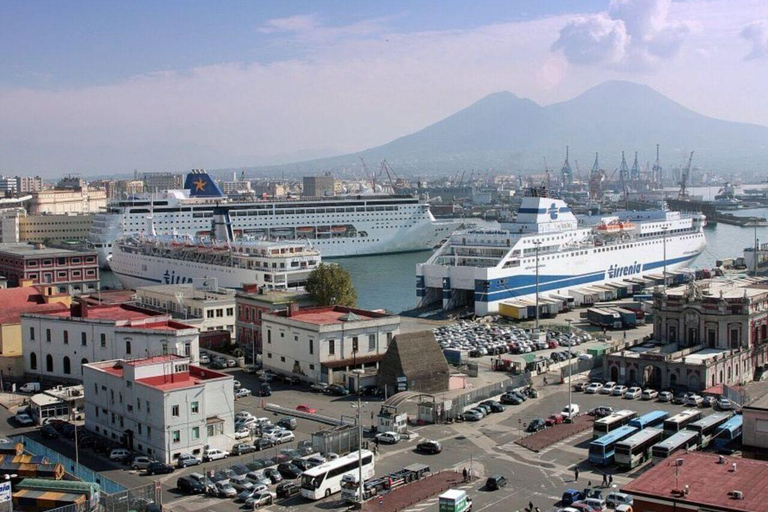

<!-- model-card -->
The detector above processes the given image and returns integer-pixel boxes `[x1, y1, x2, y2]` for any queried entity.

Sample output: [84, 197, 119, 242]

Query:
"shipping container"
[587, 308, 623, 329]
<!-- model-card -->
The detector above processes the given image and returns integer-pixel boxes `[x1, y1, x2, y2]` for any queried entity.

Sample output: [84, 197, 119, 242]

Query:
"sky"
[1, 0, 767, 176]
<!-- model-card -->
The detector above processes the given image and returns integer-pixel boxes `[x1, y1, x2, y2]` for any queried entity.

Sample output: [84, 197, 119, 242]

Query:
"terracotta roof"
[273, 306, 392, 326]
[622, 451, 768, 512]
[0, 287, 69, 324]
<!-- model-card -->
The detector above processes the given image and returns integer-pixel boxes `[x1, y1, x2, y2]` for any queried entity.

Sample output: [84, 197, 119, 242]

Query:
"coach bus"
[687, 413, 731, 449]
[713, 415, 743, 451]
[301, 450, 375, 500]
[628, 410, 669, 431]
[615, 427, 664, 469]
[589, 425, 638, 465]
[651, 430, 700, 465]
[593, 410, 638, 439]
[663, 409, 702, 437]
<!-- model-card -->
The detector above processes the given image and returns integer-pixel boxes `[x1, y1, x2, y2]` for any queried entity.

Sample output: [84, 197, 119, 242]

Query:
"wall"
[744, 406, 768, 450]
[20, 214, 95, 243]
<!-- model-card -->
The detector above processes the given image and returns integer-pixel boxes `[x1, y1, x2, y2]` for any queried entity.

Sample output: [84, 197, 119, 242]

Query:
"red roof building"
[622, 451, 768, 512]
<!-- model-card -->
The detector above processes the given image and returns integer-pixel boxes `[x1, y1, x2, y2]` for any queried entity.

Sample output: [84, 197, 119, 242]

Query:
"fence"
[312, 424, 360, 455]
[0, 391, 25, 408]
[263, 402, 345, 426]
[13, 436, 126, 494]
[44, 483, 159, 512]
[445, 374, 529, 419]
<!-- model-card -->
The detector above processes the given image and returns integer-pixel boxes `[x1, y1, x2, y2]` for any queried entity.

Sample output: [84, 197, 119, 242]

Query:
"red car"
[545, 413, 565, 427]
[296, 404, 317, 414]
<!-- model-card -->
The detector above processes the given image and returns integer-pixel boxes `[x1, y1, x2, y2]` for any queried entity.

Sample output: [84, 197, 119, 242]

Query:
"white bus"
[593, 410, 638, 439]
[615, 427, 664, 469]
[300, 450, 375, 500]
[662, 409, 702, 437]
[687, 413, 731, 448]
[651, 430, 699, 465]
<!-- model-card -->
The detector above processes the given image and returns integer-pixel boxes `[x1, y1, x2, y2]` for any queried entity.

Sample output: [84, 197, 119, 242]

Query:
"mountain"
[253, 81, 768, 175]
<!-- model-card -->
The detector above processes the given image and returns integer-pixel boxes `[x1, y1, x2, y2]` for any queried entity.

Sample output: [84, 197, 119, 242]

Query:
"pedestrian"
[588, 480, 592, 488]
[602, 473, 608, 487]
[609, 474, 613, 487]
[528, 501, 533, 512]
[463, 467, 468, 482]
[574, 467, 579, 482]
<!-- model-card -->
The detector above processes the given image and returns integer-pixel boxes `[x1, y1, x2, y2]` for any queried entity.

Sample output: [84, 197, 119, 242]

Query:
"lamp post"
[754, 224, 759, 276]
[661, 227, 668, 292]
[351, 369, 366, 506]
[534, 241, 541, 332]
[566, 318, 573, 421]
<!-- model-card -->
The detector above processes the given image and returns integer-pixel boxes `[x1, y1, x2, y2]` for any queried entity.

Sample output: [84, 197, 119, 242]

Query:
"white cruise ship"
[417, 189, 707, 315]
[89, 170, 459, 268]
[109, 210, 322, 290]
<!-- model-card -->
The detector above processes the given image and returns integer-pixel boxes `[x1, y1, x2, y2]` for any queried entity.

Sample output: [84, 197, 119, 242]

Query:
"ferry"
[417, 188, 707, 315]
[88, 170, 459, 267]
[108, 209, 321, 290]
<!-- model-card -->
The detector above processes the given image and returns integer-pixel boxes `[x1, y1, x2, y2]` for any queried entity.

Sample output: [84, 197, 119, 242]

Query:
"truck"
[587, 308, 623, 329]
[340, 474, 392, 503]
[439, 489, 472, 512]
[443, 348, 468, 366]
[387, 463, 431, 484]
[615, 308, 637, 328]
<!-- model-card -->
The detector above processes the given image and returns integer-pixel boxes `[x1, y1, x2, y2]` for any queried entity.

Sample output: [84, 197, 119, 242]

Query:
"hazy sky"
[1, 0, 767, 176]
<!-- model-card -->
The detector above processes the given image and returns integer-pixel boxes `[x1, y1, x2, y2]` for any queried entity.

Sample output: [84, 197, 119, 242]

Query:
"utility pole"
[566, 318, 573, 419]
[534, 241, 542, 333]
[662, 227, 668, 292]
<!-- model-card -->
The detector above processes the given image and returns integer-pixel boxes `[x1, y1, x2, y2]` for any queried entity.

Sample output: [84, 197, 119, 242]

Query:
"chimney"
[69, 301, 89, 318]
[287, 303, 300, 317]
[242, 283, 259, 294]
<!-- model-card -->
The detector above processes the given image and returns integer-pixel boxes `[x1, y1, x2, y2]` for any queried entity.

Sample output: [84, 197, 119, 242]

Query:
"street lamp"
[351, 369, 366, 506]
[566, 318, 573, 421]
[661, 227, 668, 292]
[533, 240, 542, 333]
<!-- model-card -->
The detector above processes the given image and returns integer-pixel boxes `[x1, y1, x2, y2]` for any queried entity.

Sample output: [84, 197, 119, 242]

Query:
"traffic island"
[361, 471, 469, 512]
[516, 414, 594, 452]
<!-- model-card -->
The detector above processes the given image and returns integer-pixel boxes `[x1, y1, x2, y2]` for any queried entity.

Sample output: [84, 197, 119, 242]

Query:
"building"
[743, 392, 768, 452]
[83, 355, 234, 463]
[19, 213, 96, 243]
[378, 331, 451, 394]
[16, 176, 43, 194]
[622, 451, 768, 512]
[0, 284, 71, 378]
[0, 177, 17, 196]
[27, 189, 107, 215]
[57, 175, 85, 190]
[29, 385, 84, 425]
[0, 243, 99, 294]
[222, 180, 252, 195]
[135, 284, 237, 338]
[303, 175, 335, 197]
[143, 172, 182, 192]
[235, 285, 313, 357]
[260, 305, 400, 384]
[22, 302, 199, 382]
[605, 278, 768, 392]
[0, 208, 23, 243]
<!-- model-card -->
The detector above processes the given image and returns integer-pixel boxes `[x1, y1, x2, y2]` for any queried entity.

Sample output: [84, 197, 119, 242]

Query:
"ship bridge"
[500, 197, 578, 234]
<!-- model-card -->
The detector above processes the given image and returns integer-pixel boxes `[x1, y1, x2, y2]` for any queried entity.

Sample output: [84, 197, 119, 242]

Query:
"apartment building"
[0, 243, 99, 294]
[84, 355, 234, 463]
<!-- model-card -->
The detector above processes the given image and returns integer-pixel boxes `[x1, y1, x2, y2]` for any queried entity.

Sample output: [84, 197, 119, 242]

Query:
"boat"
[88, 170, 460, 267]
[108, 209, 322, 290]
[417, 188, 708, 315]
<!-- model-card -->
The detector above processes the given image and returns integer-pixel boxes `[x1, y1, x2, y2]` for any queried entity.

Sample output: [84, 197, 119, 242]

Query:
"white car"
[269, 431, 295, 444]
[233, 380, 242, 390]
[612, 385, 628, 396]
[686, 394, 704, 406]
[585, 382, 603, 394]
[561, 404, 580, 419]
[235, 388, 252, 398]
[246, 491, 276, 508]
[203, 449, 229, 462]
[641, 389, 659, 400]
[375, 431, 401, 444]
[234, 428, 251, 440]
[658, 391, 674, 402]
[624, 387, 642, 399]
[14, 413, 34, 426]
[717, 398, 733, 410]
[235, 411, 255, 422]
[600, 382, 616, 394]
[130, 456, 154, 470]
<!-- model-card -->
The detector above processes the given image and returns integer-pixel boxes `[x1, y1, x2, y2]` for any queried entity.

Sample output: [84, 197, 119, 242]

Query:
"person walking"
[609, 474, 613, 487]
[574, 467, 579, 482]
[602, 473, 608, 487]
[528, 501, 533, 512]
[462, 467, 468, 482]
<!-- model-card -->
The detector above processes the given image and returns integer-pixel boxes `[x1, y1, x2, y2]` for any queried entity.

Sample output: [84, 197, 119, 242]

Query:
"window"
[267, 352, 272, 359]
[216, 309, 223, 318]
[387, 332, 393, 344]
[172, 430, 180, 443]
[30, 352, 37, 370]
[369, 334, 376, 351]
[281, 356, 286, 362]
[63, 331, 69, 344]
[294, 335, 299, 342]
[147, 426, 151, 438]
[46, 354, 53, 372]
[126, 381, 132, 388]
[100, 333, 106, 347]
[46, 329, 51, 342]
[137, 399, 141, 411]
[63, 356, 71, 375]
[192, 427, 200, 439]
[309, 364, 315, 370]
[94, 383, 98, 395]
[309, 339, 314, 355]
[81, 332, 87, 346]
[226, 307, 233, 316]
[30, 327, 35, 340]
[126, 340, 131, 354]
[328, 339, 335, 355]
[267, 330, 272, 344]
[146, 401, 150, 413]
[191, 401, 199, 413]
[206, 425, 214, 437]
[172, 405, 179, 417]
[206, 310, 214, 318]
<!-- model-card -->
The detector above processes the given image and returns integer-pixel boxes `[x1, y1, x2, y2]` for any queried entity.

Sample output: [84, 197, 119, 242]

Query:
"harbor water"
[100, 204, 768, 314]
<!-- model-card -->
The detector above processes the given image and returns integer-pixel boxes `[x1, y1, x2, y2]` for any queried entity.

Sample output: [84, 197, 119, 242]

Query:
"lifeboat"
[597, 221, 636, 232]
[331, 225, 347, 233]
[296, 226, 314, 234]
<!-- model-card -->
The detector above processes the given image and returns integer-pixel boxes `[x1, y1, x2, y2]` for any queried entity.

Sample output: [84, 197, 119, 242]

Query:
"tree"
[305, 263, 357, 307]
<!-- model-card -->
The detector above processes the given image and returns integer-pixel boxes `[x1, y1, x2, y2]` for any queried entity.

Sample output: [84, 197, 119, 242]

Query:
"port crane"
[678, 151, 694, 198]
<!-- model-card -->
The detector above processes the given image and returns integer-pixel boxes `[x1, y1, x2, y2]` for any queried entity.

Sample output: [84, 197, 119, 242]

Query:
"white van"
[19, 382, 41, 393]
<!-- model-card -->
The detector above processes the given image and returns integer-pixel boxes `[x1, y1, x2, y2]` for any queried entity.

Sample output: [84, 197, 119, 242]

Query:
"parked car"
[475, 404, 492, 415]
[235, 411, 255, 422]
[580, 497, 606, 511]
[588, 406, 614, 418]
[234, 428, 251, 440]
[562, 489, 586, 507]
[254, 437, 275, 451]
[416, 439, 442, 454]
[612, 385, 628, 396]
[326, 384, 350, 396]
[263, 467, 283, 484]
[245, 491, 276, 508]
[146, 462, 174, 475]
[658, 391, 674, 403]
[14, 413, 34, 426]
[527, 418, 547, 432]
[624, 387, 642, 399]
[109, 448, 131, 462]
[235, 388, 252, 398]
[574, 382, 587, 392]
[277, 417, 297, 430]
[203, 449, 229, 462]
[717, 398, 733, 410]
[375, 431, 401, 444]
[605, 492, 634, 508]
[270, 431, 295, 445]
[480, 400, 506, 413]
[276, 481, 301, 499]
[233, 380, 242, 390]
[232, 443, 256, 456]
[546, 414, 565, 427]
[463, 410, 482, 421]
[177, 476, 205, 495]
[277, 462, 303, 479]
[215, 481, 238, 498]
[585, 382, 604, 394]
[259, 384, 273, 396]
[296, 404, 316, 414]
[641, 389, 659, 400]
[686, 394, 704, 406]
[485, 475, 507, 491]
[40, 425, 59, 439]
[225, 359, 237, 368]
[600, 382, 616, 395]
[500, 393, 523, 405]
[561, 404, 580, 419]
[310, 382, 329, 393]
[210, 360, 227, 370]
[131, 456, 155, 470]
[243, 365, 257, 374]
